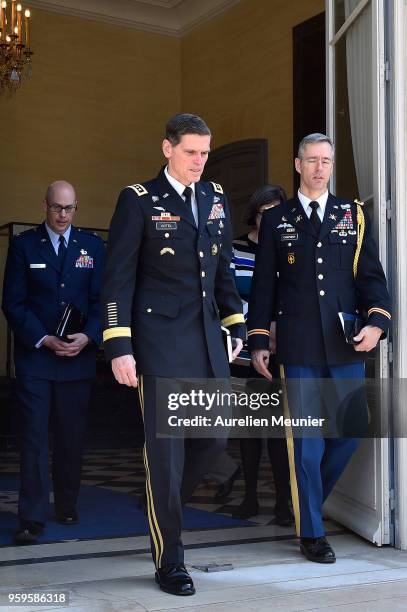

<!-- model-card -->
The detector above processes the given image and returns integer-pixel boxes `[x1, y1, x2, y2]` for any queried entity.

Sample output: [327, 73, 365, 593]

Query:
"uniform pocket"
[134, 290, 180, 318]
[328, 233, 357, 270]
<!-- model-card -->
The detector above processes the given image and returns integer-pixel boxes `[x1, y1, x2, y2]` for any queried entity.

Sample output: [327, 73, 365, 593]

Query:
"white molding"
[392, 0, 407, 552]
[326, 0, 336, 194]
[177, 0, 242, 35]
[26, 0, 242, 36]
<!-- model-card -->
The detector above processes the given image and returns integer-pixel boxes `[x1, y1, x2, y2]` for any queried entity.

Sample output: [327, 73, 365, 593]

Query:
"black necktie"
[309, 201, 322, 234]
[183, 186, 197, 225]
[58, 234, 67, 267]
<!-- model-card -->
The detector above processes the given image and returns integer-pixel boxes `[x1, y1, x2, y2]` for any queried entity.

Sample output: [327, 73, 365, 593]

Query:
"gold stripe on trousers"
[138, 375, 165, 568]
[279, 365, 301, 537]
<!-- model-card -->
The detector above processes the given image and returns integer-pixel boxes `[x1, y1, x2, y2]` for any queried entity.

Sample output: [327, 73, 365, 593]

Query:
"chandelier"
[0, 0, 32, 94]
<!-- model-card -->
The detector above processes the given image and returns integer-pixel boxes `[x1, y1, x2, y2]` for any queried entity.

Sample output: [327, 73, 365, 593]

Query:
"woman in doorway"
[231, 184, 293, 525]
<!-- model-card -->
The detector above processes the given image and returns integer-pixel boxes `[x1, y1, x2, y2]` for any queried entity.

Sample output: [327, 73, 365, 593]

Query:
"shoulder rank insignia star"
[329, 214, 337, 221]
[211, 182, 223, 194]
[152, 195, 159, 203]
[128, 183, 148, 196]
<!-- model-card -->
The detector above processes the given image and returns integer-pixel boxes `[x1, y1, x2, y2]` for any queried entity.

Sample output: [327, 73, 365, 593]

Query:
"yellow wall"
[0, 10, 181, 230]
[181, 0, 325, 195]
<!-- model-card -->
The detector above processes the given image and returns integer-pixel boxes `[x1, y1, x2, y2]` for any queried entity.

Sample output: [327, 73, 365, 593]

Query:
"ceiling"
[26, 0, 242, 36]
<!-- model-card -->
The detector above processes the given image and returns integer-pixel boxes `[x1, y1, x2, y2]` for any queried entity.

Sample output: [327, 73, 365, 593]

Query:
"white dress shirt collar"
[164, 166, 196, 198]
[297, 189, 329, 220]
[45, 223, 72, 254]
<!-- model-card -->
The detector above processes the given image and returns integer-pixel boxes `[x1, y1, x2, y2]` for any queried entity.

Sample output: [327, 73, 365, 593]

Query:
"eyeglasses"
[47, 203, 77, 214]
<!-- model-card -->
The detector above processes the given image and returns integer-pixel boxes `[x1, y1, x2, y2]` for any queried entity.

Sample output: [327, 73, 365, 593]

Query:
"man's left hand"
[55, 333, 90, 357]
[353, 325, 383, 352]
[231, 338, 243, 361]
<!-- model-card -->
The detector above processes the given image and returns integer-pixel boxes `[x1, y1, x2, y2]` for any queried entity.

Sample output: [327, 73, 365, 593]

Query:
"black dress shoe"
[232, 496, 259, 519]
[300, 536, 336, 563]
[274, 503, 294, 527]
[214, 466, 242, 501]
[14, 522, 44, 544]
[56, 511, 79, 525]
[155, 564, 195, 596]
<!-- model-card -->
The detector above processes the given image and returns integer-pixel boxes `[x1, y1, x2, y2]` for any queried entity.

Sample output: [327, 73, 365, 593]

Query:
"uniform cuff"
[228, 323, 246, 341]
[247, 330, 270, 352]
[367, 311, 391, 338]
[103, 334, 133, 361]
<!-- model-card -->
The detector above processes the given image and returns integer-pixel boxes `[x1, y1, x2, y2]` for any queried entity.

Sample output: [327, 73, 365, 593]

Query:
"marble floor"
[1, 444, 407, 610]
[1, 527, 407, 611]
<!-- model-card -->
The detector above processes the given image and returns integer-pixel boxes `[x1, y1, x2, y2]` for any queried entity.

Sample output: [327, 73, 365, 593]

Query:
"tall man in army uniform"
[102, 113, 245, 596]
[2, 180, 105, 543]
[248, 133, 391, 564]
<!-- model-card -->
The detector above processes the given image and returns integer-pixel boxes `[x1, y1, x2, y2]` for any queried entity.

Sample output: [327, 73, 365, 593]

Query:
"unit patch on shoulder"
[128, 183, 148, 196]
[210, 182, 223, 194]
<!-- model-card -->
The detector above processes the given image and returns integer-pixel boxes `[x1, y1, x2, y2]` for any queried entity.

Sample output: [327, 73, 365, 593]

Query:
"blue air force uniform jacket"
[2, 223, 106, 381]
[247, 195, 391, 365]
[102, 168, 245, 377]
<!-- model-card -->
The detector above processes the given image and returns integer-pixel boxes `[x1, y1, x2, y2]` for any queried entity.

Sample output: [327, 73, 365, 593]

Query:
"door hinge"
[386, 199, 392, 220]
[389, 488, 396, 511]
[388, 341, 393, 364]
[385, 61, 391, 82]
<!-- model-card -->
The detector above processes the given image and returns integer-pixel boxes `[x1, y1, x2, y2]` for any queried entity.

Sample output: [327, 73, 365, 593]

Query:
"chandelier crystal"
[0, 0, 33, 94]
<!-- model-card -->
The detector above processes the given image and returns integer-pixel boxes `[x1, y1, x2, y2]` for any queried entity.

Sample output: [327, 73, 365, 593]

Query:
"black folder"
[55, 303, 86, 340]
[338, 312, 364, 345]
[221, 325, 234, 362]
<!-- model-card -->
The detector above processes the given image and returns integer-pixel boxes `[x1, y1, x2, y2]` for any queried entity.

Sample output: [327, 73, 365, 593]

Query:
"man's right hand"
[42, 335, 73, 354]
[111, 355, 138, 387]
[251, 349, 273, 381]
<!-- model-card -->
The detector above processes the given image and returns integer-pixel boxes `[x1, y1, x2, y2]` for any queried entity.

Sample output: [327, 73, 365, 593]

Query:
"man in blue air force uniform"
[2, 180, 105, 543]
[248, 134, 391, 563]
[102, 113, 245, 596]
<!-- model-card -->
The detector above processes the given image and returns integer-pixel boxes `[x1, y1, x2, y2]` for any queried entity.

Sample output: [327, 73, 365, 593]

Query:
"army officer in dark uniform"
[248, 133, 391, 564]
[102, 114, 245, 596]
[2, 180, 105, 543]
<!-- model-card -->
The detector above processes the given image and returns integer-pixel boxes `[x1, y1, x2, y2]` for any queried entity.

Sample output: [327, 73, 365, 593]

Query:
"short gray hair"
[297, 133, 335, 159]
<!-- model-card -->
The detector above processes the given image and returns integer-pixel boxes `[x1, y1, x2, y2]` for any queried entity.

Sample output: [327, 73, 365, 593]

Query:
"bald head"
[43, 180, 78, 235]
[45, 180, 76, 205]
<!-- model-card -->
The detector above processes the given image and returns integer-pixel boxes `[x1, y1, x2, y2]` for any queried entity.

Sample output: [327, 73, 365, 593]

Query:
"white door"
[324, 0, 392, 545]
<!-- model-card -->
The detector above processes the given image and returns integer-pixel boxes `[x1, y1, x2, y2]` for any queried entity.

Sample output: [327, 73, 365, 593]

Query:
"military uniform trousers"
[282, 362, 366, 538]
[138, 374, 226, 568]
[15, 376, 92, 525]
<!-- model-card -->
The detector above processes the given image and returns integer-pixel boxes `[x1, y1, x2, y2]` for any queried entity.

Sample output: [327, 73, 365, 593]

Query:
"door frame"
[325, 0, 392, 546]
[391, 0, 407, 551]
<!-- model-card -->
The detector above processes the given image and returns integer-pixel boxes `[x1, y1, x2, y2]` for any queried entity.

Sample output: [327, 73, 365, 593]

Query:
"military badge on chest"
[152, 211, 180, 231]
[208, 201, 225, 220]
[287, 252, 295, 264]
[75, 249, 94, 268]
[332, 209, 354, 237]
